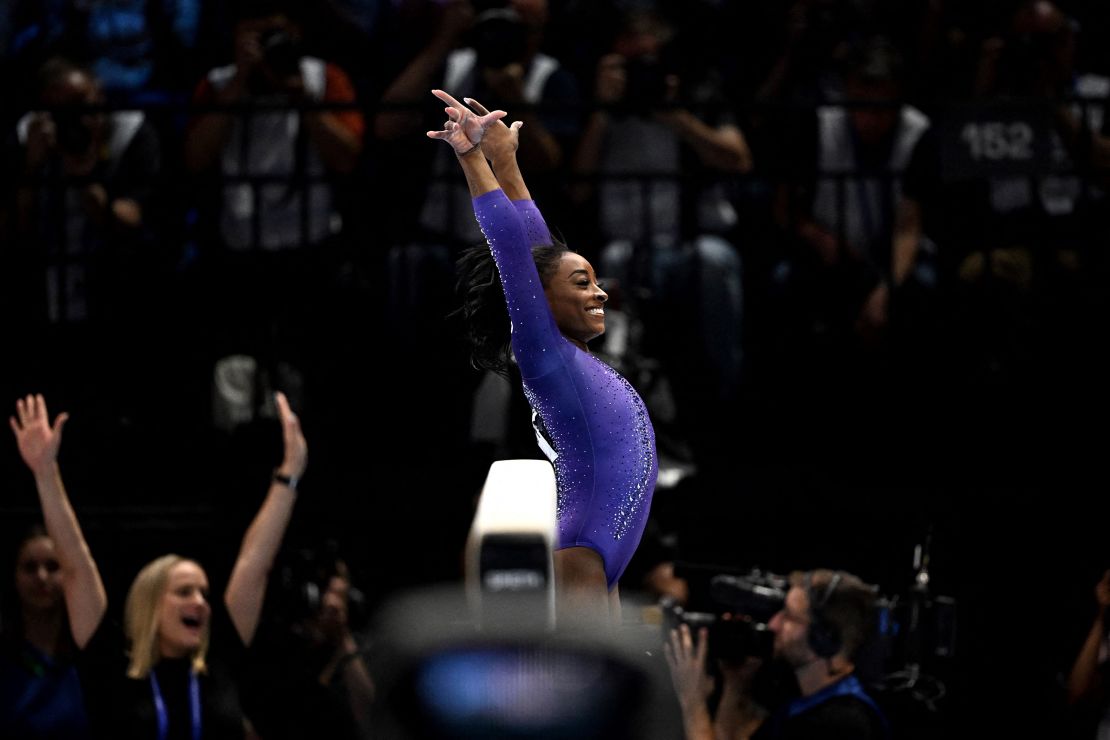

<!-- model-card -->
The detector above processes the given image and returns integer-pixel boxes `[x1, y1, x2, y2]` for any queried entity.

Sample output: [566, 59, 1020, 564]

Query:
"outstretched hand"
[10, 394, 68, 477]
[275, 392, 307, 480]
[426, 89, 507, 155]
[463, 96, 523, 162]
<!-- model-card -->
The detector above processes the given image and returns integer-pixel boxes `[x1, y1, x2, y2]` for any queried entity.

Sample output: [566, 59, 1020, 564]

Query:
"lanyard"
[149, 668, 202, 740]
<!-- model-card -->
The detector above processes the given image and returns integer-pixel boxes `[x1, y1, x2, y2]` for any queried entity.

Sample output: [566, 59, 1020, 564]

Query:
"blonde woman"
[9, 392, 307, 739]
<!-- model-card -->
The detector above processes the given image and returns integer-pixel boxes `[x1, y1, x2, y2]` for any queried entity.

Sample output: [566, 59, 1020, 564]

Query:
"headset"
[805, 571, 844, 659]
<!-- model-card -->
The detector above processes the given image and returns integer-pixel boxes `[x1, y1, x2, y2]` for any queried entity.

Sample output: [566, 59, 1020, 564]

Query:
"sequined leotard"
[473, 189, 658, 588]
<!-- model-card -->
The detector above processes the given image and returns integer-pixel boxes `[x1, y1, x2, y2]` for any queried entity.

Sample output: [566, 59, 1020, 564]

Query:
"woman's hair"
[124, 555, 208, 678]
[454, 241, 570, 376]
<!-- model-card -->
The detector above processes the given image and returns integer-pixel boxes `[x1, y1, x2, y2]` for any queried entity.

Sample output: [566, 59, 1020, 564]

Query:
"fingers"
[53, 412, 69, 438]
[479, 110, 507, 126]
[464, 97, 489, 115]
[431, 88, 466, 111]
[668, 624, 692, 659]
[9, 416, 19, 436]
[275, 391, 308, 472]
[14, 394, 47, 427]
[275, 391, 302, 439]
[464, 98, 520, 132]
[275, 391, 296, 423]
[426, 120, 461, 139]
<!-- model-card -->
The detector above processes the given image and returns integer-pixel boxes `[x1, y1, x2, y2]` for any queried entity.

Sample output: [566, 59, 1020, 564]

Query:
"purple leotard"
[474, 189, 657, 588]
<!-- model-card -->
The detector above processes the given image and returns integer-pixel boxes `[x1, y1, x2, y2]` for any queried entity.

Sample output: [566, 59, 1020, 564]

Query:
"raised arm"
[429, 89, 565, 375]
[224, 392, 307, 646]
[466, 96, 553, 246]
[1067, 570, 1110, 706]
[9, 394, 106, 648]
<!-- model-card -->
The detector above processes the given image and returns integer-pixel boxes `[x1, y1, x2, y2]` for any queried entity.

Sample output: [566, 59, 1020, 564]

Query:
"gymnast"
[428, 89, 657, 626]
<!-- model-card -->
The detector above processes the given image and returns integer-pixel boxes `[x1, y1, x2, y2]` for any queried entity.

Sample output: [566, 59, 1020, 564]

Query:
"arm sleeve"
[473, 189, 563, 378]
[511, 199, 553, 246]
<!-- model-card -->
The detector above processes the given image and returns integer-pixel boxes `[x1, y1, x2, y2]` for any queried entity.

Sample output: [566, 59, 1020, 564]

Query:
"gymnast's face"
[543, 253, 608, 350]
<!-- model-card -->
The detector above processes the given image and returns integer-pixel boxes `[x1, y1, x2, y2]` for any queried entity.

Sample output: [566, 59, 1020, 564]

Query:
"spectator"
[183, 0, 365, 430]
[569, 6, 751, 469]
[8, 391, 307, 739]
[773, 34, 930, 350]
[2, 56, 161, 326]
[0, 526, 89, 739]
[376, 0, 580, 246]
[0, 55, 174, 491]
[183, 0, 364, 252]
[1065, 569, 1110, 739]
[666, 568, 888, 740]
[891, 0, 1110, 471]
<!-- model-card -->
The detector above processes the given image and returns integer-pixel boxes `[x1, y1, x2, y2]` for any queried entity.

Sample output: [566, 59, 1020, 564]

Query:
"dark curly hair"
[454, 240, 570, 376]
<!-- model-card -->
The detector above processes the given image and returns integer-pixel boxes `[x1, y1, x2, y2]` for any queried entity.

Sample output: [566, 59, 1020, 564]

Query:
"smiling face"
[14, 536, 64, 615]
[542, 253, 608, 350]
[156, 561, 211, 659]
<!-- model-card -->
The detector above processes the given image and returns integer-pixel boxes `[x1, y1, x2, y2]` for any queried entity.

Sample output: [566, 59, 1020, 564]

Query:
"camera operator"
[666, 568, 888, 740]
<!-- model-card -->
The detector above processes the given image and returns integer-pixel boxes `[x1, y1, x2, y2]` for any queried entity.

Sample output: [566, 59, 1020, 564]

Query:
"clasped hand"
[426, 89, 512, 156]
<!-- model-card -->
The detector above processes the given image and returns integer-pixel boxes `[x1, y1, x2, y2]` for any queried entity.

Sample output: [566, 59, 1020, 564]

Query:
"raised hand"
[426, 89, 507, 155]
[10, 394, 69, 477]
[275, 391, 307, 481]
[463, 96, 523, 163]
